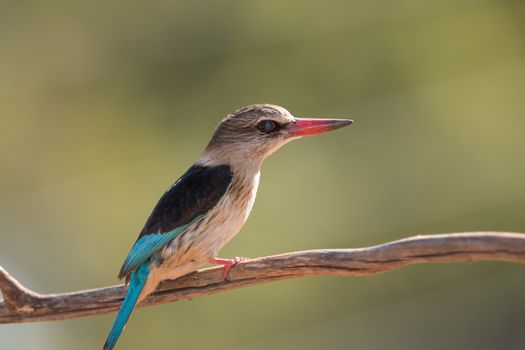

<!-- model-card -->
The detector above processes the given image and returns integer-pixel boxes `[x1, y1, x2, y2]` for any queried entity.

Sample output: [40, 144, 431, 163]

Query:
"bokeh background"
[1, 0, 525, 349]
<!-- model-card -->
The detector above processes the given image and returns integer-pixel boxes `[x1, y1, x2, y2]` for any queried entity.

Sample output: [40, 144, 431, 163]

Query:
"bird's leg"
[208, 257, 250, 279]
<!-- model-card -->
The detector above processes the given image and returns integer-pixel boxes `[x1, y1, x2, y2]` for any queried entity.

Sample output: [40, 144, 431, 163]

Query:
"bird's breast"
[164, 170, 260, 263]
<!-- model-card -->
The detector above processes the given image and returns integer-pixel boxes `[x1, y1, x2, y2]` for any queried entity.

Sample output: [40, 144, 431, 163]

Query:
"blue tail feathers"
[103, 262, 150, 350]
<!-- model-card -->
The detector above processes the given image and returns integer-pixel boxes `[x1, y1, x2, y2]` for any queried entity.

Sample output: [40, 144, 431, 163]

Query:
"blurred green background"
[1, 0, 525, 349]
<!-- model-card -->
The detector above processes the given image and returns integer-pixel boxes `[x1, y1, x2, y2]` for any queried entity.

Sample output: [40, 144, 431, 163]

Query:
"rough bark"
[1, 232, 524, 324]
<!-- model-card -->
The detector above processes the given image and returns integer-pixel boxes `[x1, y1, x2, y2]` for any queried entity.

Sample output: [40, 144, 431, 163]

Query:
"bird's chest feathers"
[203, 171, 260, 250]
[168, 170, 260, 261]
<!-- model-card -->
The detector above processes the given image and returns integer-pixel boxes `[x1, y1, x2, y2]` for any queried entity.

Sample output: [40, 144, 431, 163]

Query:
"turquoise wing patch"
[119, 217, 202, 278]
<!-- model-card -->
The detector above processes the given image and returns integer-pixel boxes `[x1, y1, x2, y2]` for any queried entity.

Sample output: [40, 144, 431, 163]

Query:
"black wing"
[140, 164, 233, 236]
[118, 164, 233, 279]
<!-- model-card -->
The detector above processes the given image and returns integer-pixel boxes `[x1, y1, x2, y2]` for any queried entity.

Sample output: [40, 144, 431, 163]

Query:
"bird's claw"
[208, 256, 250, 280]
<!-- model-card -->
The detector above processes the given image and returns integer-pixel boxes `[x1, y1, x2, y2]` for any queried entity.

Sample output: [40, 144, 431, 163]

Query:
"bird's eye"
[257, 120, 278, 133]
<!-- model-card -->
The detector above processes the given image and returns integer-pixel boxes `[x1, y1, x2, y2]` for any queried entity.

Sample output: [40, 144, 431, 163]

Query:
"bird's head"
[202, 104, 352, 166]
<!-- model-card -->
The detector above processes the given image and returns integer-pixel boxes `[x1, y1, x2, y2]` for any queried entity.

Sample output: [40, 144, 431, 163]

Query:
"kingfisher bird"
[103, 104, 352, 350]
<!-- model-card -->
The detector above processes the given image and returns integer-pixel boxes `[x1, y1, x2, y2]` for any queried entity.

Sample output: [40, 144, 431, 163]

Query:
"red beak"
[286, 118, 353, 137]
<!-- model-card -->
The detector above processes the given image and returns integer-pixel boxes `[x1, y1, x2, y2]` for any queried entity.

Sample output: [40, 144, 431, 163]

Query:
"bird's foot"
[208, 257, 250, 280]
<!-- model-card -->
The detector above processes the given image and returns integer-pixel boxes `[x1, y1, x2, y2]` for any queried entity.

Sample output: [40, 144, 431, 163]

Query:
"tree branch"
[1, 232, 524, 324]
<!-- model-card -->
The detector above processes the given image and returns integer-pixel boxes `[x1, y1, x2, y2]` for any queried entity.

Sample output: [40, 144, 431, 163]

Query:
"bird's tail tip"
[103, 335, 118, 350]
[102, 262, 150, 350]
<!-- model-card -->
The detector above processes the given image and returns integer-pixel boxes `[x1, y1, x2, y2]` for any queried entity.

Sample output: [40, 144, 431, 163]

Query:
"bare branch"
[1, 232, 524, 324]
